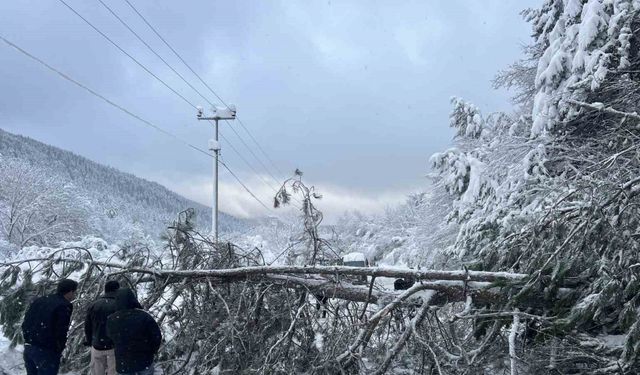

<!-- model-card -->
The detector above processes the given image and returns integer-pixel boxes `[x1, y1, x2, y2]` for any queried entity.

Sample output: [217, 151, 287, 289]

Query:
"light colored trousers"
[90, 347, 117, 375]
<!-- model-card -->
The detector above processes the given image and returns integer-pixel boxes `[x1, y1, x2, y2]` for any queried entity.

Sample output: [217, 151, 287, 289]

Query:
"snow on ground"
[1, 331, 78, 375]
[0, 333, 78, 375]
[0, 333, 24, 375]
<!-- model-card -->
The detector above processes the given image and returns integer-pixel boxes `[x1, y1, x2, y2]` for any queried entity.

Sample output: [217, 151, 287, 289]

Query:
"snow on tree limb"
[566, 99, 640, 121]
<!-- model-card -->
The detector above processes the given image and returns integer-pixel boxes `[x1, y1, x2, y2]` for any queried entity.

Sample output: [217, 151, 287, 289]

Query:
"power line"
[59, 0, 286, 203]
[95, 0, 299, 206]
[218, 130, 280, 193]
[237, 119, 286, 177]
[104, 0, 283, 185]
[224, 121, 282, 184]
[218, 160, 274, 214]
[96, 0, 211, 110]
[123, 0, 288, 178]
[57, 0, 196, 110]
[0, 34, 274, 214]
[96, 0, 282, 191]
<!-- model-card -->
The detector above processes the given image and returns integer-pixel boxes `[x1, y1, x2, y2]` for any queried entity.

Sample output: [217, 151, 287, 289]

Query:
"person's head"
[104, 280, 120, 293]
[56, 279, 78, 302]
[115, 288, 142, 311]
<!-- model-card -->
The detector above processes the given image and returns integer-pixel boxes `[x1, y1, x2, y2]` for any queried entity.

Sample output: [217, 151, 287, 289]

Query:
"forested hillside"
[0, 128, 246, 249]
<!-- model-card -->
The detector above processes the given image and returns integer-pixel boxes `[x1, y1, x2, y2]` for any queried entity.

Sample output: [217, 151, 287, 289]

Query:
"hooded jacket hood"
[115, 288, 142, 311]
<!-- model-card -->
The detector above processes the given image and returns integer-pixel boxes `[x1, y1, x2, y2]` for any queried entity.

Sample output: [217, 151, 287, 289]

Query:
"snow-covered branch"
[565, 99, 640, 122]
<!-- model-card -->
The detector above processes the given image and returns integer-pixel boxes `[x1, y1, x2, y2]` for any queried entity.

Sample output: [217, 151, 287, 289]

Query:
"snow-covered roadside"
[0, 332, 24, 375]
[0, 328, 79, 375]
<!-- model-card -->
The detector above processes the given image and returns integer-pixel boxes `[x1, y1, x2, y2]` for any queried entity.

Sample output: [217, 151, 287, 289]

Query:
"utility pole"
[197, 105, 236, 242]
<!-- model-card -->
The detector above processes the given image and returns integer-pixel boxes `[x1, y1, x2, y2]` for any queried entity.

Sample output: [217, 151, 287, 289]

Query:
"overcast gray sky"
[0, 0, 538, 221]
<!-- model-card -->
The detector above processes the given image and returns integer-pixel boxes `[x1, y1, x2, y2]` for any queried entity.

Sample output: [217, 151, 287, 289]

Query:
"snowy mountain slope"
[0, 128, 248, 243]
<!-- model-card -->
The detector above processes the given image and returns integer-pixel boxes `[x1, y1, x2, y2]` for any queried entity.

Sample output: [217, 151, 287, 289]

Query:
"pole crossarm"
[198, 116, 235, 121]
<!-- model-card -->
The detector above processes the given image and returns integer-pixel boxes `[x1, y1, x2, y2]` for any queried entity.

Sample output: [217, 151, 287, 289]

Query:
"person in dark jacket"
[106, 288, 161, 375]
[22, 279, 78, 375]
[85, 280, 120, 375]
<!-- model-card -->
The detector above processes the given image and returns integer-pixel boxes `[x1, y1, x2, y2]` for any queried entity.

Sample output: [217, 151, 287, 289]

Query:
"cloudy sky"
[0, 0, 538, 222]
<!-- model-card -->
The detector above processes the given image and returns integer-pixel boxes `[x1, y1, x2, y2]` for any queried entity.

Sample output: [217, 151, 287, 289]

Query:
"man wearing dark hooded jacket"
[106, 288, 161, 375]
[22, 278, 78, 375]
[85, 280, 120, 375]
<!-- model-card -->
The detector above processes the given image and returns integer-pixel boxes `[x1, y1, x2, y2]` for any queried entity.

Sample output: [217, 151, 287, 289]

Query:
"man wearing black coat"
[22, 278, 78, 375]
[85, 280, 120, 375]
[106, 288, 161, 375]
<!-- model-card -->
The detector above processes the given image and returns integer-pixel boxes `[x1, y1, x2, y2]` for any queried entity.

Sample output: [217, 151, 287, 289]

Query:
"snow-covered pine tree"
[431, 1, 640, 372]
[526, 0, 639, 136]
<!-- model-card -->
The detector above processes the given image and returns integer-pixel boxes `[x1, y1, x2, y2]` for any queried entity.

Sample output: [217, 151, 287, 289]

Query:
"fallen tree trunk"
[0, 256, 573, 308]
[265, 275, 574, 308]
[1, 256, 527, 282]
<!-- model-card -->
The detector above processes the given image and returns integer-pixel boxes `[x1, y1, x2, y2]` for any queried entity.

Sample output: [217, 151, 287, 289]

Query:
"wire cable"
[96, 0, 212, 110]
[60, 0, 288, 203]
[57, 0, 196, 110]
[123, 0, 287, 178]
[0, 34, 274, 214]
[96, 0, 297, 205]
[97, 0, 282, 193]
[224, 120, 282, 184]
[105, 0, 283, 185]
[217, 130, 280, 192]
